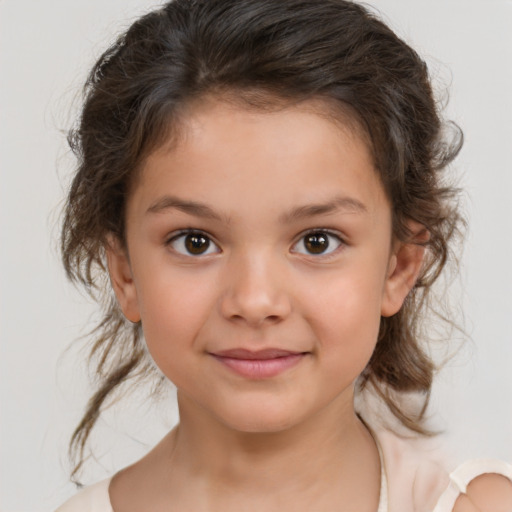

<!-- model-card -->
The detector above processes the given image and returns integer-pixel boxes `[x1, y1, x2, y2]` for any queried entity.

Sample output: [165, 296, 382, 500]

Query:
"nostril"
[229, 313, 282, 327]
[218, 273, 292, 326]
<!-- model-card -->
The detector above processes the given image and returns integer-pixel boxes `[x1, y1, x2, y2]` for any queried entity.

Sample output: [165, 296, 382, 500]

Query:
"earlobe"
[105, 235, 141, 323]
[381, 223, 428, 318]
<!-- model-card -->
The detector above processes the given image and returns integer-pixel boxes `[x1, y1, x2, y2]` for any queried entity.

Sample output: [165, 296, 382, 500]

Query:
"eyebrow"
[279, 195, 368, 223]
[146, 194, 368, 223]
[147, 195, 228, 222]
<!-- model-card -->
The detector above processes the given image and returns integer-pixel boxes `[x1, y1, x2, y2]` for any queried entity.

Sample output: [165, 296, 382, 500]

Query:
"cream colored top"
[56, 429, 512, 512]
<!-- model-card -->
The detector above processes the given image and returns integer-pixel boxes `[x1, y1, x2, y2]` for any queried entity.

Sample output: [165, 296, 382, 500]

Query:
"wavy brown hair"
[61, 0, 463, 480]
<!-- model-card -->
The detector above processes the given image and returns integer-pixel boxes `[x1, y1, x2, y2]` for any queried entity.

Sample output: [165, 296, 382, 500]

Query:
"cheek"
[134, 267, 218, 368]
[304, 266, 385, 368]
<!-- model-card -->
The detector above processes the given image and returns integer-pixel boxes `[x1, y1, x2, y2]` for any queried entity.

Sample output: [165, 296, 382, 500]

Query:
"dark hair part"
[62, 0, 463, 480]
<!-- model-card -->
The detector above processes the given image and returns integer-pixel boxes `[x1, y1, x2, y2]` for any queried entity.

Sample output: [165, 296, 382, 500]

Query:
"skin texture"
[106, 99, 426, 511]
[453, 474, 512, 512]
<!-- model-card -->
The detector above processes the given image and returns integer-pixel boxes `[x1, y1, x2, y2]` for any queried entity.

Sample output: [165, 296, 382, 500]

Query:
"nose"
[219, 251, 292, 328]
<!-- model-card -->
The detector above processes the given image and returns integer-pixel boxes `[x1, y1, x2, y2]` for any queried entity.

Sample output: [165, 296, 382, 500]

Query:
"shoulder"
[435, 459, 512, 512]
[55, 478, 113, 512]
[452, 473, 512, 512]
[374, 428, 512, 512]
[375, 428, 453, 511]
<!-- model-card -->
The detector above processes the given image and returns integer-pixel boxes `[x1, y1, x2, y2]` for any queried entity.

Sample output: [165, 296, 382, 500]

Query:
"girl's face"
[108, 99, 422, 433]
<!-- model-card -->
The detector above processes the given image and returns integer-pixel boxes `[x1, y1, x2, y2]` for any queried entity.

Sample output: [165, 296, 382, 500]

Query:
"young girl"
[56, 0, 512, 510]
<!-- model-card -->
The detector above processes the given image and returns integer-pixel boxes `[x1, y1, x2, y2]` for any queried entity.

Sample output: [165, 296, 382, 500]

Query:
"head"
[62, 0, 462, 476]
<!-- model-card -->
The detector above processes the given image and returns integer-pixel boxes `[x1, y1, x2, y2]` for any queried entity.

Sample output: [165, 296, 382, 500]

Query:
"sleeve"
[431, 459, 512, 512]
[54, 479, 113, 512]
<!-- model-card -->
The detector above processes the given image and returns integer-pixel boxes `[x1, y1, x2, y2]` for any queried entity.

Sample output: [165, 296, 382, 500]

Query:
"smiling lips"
[210, 348, 307, 379]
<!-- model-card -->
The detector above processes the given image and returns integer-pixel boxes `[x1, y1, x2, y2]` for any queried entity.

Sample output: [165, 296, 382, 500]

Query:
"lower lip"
[211, 353, 306, 379]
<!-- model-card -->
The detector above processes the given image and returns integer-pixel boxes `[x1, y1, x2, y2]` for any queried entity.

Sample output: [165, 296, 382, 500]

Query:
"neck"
[150, 389, 381, 511]
[173, 389, 362, 482]
[112, 388, 381, 512]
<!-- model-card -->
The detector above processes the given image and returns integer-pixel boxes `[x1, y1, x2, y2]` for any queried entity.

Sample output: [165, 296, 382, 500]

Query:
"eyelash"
[165, 228, 345, 258]
[291, 229, 345, 259]
[165, 229, 221, 257]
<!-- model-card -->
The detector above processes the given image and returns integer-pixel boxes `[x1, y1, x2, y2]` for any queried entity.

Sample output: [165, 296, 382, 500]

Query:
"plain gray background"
[1, 0, 511, 510]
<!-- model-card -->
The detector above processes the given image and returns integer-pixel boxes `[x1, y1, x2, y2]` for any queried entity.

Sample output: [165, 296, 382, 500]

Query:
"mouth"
[209, 348, 308, 379]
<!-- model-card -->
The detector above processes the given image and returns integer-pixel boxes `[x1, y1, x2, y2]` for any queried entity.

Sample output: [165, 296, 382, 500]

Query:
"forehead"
[147, 93, 372, 161]
[130, 98, 388, 222]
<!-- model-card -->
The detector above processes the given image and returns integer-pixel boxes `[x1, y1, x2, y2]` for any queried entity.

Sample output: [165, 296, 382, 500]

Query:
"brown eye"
[304, 233, 329, 254]
[185, 233, 210, 254]
[292, 231, 343, 257]
[168, 231, 220, 256]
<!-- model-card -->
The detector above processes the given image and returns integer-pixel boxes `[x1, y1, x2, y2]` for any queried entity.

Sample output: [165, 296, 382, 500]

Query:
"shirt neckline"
[106, 425, 389, 512]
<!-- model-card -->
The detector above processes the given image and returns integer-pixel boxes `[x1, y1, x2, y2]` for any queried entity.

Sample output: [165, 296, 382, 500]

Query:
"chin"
[213, 399, 308, 434]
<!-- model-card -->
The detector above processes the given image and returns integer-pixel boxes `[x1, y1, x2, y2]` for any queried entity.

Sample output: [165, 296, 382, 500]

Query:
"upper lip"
[211, 349, 306, 360]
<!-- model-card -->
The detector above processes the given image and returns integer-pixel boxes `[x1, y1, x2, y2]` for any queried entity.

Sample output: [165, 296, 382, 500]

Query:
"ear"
[381, 222, 428, 318]
[105, 235, 141, 323]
